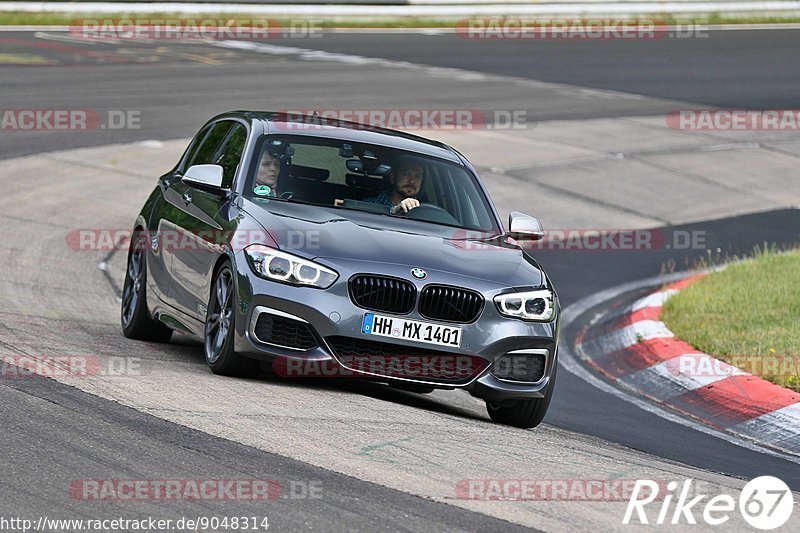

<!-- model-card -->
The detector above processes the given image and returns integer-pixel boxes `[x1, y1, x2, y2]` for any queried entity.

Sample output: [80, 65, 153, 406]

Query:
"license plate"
[361, 313, 462, 348]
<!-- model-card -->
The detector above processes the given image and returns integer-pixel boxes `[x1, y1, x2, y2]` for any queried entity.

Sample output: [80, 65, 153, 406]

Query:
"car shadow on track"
[151, 332, 489, 423]
[264, 372, 488, 423]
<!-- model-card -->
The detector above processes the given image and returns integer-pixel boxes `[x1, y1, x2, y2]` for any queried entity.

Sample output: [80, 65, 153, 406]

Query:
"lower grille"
[253, 313, 318, 351]
[491, 351, 547, 383]
[419, 285, 484, 323]
[325, 336, 487, 383]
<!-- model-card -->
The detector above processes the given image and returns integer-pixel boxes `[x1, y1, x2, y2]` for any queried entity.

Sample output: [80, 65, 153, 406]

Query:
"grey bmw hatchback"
[121, 111, 560, 428]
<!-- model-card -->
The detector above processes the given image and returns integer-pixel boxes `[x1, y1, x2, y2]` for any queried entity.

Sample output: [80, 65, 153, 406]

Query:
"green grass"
[661, 247, 800, 392]
[3, 12, 800, 27]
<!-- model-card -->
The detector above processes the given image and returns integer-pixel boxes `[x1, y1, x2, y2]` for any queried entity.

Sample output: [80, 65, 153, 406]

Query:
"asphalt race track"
[1, 28, 799, 531]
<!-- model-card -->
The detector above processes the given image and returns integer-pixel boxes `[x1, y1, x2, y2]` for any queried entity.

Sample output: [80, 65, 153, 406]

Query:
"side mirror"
[508, 211, 544, 241]
[182, 164, 225, 192]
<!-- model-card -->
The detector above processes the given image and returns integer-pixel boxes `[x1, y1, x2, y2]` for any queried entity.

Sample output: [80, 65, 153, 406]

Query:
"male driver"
[364, 157, 424, 214]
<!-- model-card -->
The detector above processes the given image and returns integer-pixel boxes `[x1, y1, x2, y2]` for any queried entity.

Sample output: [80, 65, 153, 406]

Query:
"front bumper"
[232, 252, 559, 400]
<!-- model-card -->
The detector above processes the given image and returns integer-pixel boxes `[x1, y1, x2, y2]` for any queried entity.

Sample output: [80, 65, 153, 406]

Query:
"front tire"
[486, 363, 557, 429]
[121, 232, 172, 343]
[204, 262, 257, 377]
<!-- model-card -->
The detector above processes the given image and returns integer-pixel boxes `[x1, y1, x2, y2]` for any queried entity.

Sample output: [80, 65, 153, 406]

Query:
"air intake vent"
[253, 313, 318, 351]
[349, 275, 416, 314]
[419, 285, 484, 323]
[491, 352, 547, 383]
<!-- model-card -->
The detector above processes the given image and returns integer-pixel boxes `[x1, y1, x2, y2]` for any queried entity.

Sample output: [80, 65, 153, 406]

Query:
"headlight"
[245, 244, 338, 289]
[494, 289, 555, 322]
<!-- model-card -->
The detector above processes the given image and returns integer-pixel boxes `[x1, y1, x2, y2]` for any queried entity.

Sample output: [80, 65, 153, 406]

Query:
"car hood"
[242, 199, 544, 288]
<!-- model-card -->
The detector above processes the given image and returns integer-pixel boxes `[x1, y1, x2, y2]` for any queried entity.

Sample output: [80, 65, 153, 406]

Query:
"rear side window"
[186, 121, 234, 168]
[216, 123, 247, 188]
[183, 121, 248, 188]
[180, 123, 213, 171]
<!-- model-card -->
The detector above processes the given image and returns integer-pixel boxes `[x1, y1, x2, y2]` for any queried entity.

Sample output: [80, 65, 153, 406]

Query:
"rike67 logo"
[624, 476, 794, 529]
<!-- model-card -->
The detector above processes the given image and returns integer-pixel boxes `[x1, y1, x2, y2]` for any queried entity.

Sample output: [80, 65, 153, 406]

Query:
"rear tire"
[121, 231, 173, 343]
[486, 363, 557, 429]
[204, 262, 257, 377]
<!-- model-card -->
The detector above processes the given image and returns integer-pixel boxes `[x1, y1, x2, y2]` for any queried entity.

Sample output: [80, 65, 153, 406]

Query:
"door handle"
[182, 191, 192, 204]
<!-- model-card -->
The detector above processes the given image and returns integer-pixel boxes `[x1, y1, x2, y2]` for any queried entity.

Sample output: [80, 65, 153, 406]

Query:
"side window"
[430, 165, 457, 218]
[216, 123, 247, 188]
[458, 186, 481, 228]
[458, 172, 494, 230]
[417, 162, 437, 205]
[186, 122, 234, 168]
[181, 123, 213, 171]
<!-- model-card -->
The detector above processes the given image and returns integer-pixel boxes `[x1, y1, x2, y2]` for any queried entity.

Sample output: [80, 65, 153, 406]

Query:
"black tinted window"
[186, 121, 234, 167]
[181, 123, 213, 171]
[217, 123, 247, 188]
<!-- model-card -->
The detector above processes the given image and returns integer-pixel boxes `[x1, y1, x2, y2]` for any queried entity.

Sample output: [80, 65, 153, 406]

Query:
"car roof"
[215, 110, 464, 164]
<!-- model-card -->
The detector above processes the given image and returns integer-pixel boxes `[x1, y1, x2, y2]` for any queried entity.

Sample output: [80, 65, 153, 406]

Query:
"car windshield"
[243, 135, 499, 232]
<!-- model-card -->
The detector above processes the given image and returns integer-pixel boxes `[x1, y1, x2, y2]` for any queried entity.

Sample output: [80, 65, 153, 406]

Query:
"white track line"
[630, 288, 678, 311]
[729, 403, 800, 454]
[620, 355, 737, 400]
[212, 39, 651, 101]
[585, 319, 674, 353]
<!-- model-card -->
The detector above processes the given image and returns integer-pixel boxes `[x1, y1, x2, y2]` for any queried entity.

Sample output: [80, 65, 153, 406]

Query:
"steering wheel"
[400, 203, 460, 225]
